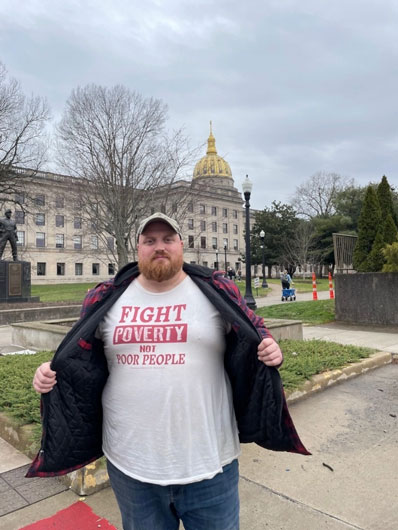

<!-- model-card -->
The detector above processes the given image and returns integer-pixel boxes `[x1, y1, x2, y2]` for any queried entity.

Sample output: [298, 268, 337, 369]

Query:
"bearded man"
[30, 212, 309, 530]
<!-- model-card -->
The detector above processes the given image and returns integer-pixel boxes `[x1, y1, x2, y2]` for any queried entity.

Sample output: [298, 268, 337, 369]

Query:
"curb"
[285, 351, 392, 404]
[0, 351, 393, 495]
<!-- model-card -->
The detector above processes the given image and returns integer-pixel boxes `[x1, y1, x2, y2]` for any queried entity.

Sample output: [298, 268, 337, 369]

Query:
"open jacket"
[27, 263, 309, 478]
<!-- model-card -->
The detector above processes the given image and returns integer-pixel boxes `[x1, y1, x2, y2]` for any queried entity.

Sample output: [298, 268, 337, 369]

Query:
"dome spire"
[207, 120, 217, 155]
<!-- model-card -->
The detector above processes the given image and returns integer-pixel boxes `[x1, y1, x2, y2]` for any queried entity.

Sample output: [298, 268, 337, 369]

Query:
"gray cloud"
[1, 0, 397, 209]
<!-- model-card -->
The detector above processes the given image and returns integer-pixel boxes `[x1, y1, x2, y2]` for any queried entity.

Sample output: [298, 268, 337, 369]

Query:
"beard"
[138, 251, 184, 282]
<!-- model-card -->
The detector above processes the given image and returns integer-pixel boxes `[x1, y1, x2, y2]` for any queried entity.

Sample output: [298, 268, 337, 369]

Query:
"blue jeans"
[107, 459, 240, 530]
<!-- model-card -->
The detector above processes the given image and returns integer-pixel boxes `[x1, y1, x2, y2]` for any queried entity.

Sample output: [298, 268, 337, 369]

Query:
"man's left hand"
[257, 337, 283, 366]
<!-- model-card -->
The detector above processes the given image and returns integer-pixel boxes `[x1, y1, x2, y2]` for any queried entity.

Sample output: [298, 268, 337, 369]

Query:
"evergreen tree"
[364, 229, 385, 272]
[382, 242, 398, 272]
[383, 214, 398, 245]
[353, 186, 381, 270]
[377, 175, 397, 225]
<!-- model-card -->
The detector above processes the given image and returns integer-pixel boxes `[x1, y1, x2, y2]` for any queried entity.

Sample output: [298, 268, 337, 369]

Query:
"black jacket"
[27, 263, 309, 478]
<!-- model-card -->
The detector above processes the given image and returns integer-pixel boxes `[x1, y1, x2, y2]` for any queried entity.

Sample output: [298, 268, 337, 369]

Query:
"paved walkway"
[1, 289, 397, 529]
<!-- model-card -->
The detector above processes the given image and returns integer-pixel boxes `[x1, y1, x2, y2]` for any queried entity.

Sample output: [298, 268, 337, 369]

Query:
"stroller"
[281, 287, 296, 302]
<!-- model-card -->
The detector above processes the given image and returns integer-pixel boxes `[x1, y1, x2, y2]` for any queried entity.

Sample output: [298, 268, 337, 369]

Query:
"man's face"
[138, 222, 184, 282]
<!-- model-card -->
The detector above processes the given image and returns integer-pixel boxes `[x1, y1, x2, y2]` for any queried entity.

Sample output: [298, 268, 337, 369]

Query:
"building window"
[187, 202, 193, 213]
[91, 236, 99, 250]
[188, 235, 194, 248]
[233, 239, 239, 250]
[57, 263, 65, 276]
[35, 213, 45, 226]
[16, 231, 25, 246]
[74, 198, 84, 210]
[73, 235, 82, 249]
[199, 204, 206, 214]
[15, 192, 25, 204]
[74, 217, 82, 229]
[200, 220, 206, 231]
[200, 236, 206, 249]
[56, 234, 64, 248]
[233, 209, 238, 219]
[91, 220, 98, 231]
[223, 208, 228, 217]
[223, 238, 228, 249]
[223, 223, 228, 233]
[107, 237, 114, 250]
[188, 219, 194, 230]
[212, 237, 218, 249]
[36, 232, 45, 247]
[35, 194, 45, 207]
[55, 196, 64, 208]
[233, 224, 238, 234]
[75, 263, 83, 275]
[15, 211, 25, 224]
[172, 202, 177, 213]
[92, 263, 100, 275]
[55, 215, 64, 227]
[211, 206, 217, 216]
[37, 262, 46, 276]
[161, 204, 166, 213]
[108, 263, 115, 275]
[203, 261, 208, 267]
[212, 222, 217, 232]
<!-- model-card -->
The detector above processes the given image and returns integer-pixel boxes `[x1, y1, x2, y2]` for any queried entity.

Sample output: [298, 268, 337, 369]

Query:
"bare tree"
[0, 62, 50, 206]
[56, 84, 197, 268]
[282, 219, 316, 278]
[291, 171, 353, 219]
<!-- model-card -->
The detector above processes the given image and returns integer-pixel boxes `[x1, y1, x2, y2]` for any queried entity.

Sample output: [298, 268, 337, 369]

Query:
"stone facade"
[1, 130, 255, 284]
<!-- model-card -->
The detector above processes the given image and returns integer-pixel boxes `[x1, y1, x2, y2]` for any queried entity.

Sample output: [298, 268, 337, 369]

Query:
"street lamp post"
[260, 229, 268, 288]
[224, 244, 228, 277]
[242, 175, 256, 309]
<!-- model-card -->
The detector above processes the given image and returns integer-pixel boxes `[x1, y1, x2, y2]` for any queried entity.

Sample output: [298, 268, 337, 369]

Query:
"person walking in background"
[31, 212, 309, 530]
[281, 269, 292, 289]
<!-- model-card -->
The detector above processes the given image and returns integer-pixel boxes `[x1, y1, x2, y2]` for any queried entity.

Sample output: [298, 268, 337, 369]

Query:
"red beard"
[139, 252, 183, 282]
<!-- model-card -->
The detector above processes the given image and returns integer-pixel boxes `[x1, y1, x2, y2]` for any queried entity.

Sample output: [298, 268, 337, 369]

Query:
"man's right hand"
[33, 362, 57, 393]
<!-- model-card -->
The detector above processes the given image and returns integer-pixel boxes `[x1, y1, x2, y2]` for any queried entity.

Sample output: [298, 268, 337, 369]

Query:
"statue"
[0, 209, 18, 261]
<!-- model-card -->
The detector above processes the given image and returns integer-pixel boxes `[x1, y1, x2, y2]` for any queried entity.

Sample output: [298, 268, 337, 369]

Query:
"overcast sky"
[1, 0, 397, 210]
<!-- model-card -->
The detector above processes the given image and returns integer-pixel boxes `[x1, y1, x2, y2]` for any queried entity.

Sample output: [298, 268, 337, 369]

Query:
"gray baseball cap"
[137, 212, 182, 240]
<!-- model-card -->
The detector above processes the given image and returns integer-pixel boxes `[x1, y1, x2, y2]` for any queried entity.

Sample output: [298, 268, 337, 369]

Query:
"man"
[0, 209, 18, 261]
[30, 212, 309, 529]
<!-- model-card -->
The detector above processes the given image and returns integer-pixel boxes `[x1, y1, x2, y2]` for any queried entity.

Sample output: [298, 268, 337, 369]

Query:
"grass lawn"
[32, 283, 97, 302]
[278, 339, 374, 390]
[257, 299, 335, 325]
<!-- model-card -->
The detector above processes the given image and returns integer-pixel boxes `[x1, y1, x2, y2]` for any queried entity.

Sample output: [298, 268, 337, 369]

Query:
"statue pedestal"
[0, 261, 40, 303]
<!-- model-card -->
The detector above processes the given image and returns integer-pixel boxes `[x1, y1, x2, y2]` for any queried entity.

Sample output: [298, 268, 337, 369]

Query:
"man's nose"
[153, 241, 166, 251]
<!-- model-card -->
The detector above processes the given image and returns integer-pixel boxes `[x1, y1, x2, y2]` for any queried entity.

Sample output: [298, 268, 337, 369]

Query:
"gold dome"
[193, 123, 232, 179]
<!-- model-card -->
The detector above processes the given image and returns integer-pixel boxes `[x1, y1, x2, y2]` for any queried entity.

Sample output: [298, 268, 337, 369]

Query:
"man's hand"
[33, 362, 57, 393]
[257, 337, 283, 367]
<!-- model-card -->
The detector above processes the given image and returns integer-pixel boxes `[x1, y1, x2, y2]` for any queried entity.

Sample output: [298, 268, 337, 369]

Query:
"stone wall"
[335, 273, 398, 326]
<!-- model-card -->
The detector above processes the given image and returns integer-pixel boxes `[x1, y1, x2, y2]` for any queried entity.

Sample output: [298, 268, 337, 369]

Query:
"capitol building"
[3, 126, 254, 283]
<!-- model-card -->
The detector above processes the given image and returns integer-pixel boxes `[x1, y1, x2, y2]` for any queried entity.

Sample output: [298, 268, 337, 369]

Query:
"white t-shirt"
[97, 276, 240, 485]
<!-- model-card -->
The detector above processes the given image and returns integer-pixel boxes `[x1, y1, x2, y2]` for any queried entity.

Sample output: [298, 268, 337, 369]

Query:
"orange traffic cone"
[328, 272, 334, 299]
[312, 272, 318, 300]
